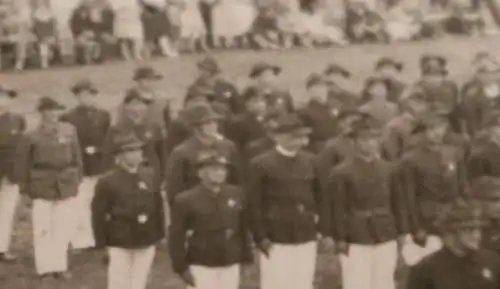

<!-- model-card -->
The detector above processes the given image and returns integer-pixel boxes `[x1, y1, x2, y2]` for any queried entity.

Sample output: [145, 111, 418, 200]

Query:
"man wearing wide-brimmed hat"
[406, 200, 500, 289]
[461, 59, 500, 136]
[105, 89, 165, 182]
[60, 79, 111, 251]
[186, 56, 244, 115]
[468, 111, 500, 179]
[247, 113, 318, 289]
[16, 96, 83, 281]
[92, 132, 165, 289]
[165, 103, 241, 206]
[169, 149, 251, 289]
[398, 112, 469, 267]
[0, 86, 25, 263]
[323, 112, 407, 289]
[373, 57, 406, 103]
[322, 63, 357, 111]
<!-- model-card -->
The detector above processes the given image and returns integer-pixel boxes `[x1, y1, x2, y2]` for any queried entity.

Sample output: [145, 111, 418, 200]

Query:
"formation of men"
[3, 51, 500, 289]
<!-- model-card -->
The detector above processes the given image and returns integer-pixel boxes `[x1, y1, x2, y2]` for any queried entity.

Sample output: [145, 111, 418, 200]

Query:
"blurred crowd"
[0, 0, 497, 71]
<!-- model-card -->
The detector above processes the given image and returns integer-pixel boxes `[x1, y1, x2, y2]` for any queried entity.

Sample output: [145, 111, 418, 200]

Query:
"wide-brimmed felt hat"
[435, 200, 487, 231]
[123, 89, 153, 105]
[37, 96, 66, 111]
[71, 79, 98, 95]
[306, 73, 334, 89]
[112, 133, 145, 155]
[197, 56, 221, 74]
[196, 149, 229, 169]
[375, 57, 403, 71]
[270, 114, 312, 135]
[249, 62, 282, 79]
[184, 103, 223, 125]
[420, 54, 448, 76]
[361, 76, 391, 101]
[0, 86, 17, 98]
[324, 64, 351, 78]
[133, 66, 163, 81]
[471, 176, 500, 202]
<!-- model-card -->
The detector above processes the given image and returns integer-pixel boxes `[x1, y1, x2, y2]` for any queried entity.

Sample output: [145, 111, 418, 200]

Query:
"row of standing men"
[3, 52, 500, 289]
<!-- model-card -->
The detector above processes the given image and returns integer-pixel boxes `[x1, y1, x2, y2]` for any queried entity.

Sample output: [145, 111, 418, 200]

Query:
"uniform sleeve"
[164, 122, 190, 160]
[154, 125, 166, 179]
[91, 179, 111, 248]
[468, 150, 490, 179]
[330, 169, 349, 242]
[247, 160, 267, 245]
[398, 158, 420, 235]
[165, 151, 188, 206]
[168, 197, 190, 275]
[389, 165, 409, 235]
[228, 143, 244, 188]
[460, 84, 482, 136]
[381, 125, 403, 161]
[71, 128, 84, 181]
[316, 145, 340, 194]
[240, 194, 253, 264]
[406, 262, 433, 289]
[318, 161, 333, 237]
[13, 134, 33, 196]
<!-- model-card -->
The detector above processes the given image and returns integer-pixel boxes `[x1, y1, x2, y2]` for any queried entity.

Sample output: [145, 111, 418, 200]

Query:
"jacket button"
[297, 204, 305, 213]
[137, 214, 148, 224]
[225, 229, 234, 239]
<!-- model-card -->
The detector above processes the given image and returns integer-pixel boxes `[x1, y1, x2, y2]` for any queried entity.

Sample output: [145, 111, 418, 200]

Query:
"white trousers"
[340, 240, 398, 289]
[260, 241, 317, 289]
[108, 246, 156, 289]
[188, 265, 240, 289]
[71, 177, 98, 249]
[32, 198, 76, 275]
[0, 179, 19, 253]
[402, 235, 442, 266]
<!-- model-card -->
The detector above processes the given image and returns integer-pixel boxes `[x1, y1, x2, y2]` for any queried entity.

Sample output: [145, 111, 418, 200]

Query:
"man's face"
[258, 70, 278, 86]
[357, 135, 380, 157]
[124, 100, 148, 123]
[199, 165, 228, 185]
[76, 91, 97, 107]
[198, 120, 219, 136]
[119, 149, 144, 168]
[308, 84, 329, 104]
[137, 78, 158, 91]
[41, 109, 63, 123]
[377, 66, 398, 79]
[455, 227, 482, 252]
[246, 97, 267, 116]
[368, 82, 388, 101]
[423, 73, 445, 84]
[425, 123, 448, 143]
[407, 99, 430, 117]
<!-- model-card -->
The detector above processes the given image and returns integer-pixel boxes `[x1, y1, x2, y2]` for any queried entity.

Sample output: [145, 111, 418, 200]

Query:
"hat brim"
[250, 66, 282, 79]
[115, 143, 145, 155]
[0, 89, 18, 98]
[38, 104, 66, 111]
[376, 61, 403, 71]
[197, 160, 230, 170]
[192, 114, 224, 125]
[197, 62, 221, 74]
[72, 87, 98, 95]
[133, 73, 163, 81]
[272, 126, 312, 136]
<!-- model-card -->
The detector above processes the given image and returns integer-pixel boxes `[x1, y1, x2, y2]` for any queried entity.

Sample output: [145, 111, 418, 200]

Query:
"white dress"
[109, 0, 144, 40]
[212, 0, 257, 38]
[180, 0, 206, 38]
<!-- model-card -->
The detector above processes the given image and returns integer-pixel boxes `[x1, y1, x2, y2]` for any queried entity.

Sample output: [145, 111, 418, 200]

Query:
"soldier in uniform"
[406, 201, 500, 289]
[373, 57, 406, 103]
[298, 73, 341, 153]
[468, 112, 500, 178]
[247, 114, 319, 289]
[61, 79, 111, 250]
[92, 133, 165, 289]
[461, 61, 500, 136]
[359, 76, 400, 127]
[105, 90, 165, 181]
[118, 66, 171, 129]
[169, 150, 252, 289]
[382, 93, 432, 161]
[398, 113, 469, 267]
[165, 104, 242, 206]
[16, 97, 83, 280]
[470, 176, 500, 254]
[226, 86, 268, 152]
[323, 63, 356, 105]
[249, 62, 294, 115]
[0, 86, 25, 262]
[186, 56, 244, 115]
[321, 113, 407, 289]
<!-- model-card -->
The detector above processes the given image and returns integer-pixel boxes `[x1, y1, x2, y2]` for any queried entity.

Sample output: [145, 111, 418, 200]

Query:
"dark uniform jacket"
[104, 120, 165, 179]
[407, 248, 500, 289]
[462, 80, 500, 136]
[187, 77, 244, 115]
[226, 113, 267, 152]
[245, 136, 274, 160]
[482, 219, 500, 255]
[298, 101, 344, 153]
[398, 138, 469, 235]
[92, 166, 165, 249]
[16, 122, 83, 200]
[61, 105, 111, 176]
[0, 112, 26, 183]
[322, 157, 407, 244]
[382, 113, 420, 161]
[247, 149, 320, 245]
[316, 136, 357, 192]
[169, 184, 252, 274]
[468, 138, 500, 179]
[165, 136, 242, 205]
[386, 78, 406, 103]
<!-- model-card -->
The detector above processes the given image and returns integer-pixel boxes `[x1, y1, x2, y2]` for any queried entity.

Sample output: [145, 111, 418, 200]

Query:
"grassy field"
[1, 36, 500, 289]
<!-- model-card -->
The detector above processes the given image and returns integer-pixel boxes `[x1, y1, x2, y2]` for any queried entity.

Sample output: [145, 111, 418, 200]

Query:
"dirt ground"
[1, 36, 499, 289]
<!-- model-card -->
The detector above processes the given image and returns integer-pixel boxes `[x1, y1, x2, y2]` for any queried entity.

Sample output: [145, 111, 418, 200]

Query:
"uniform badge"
[138, 181, 147, 190]
[137, 214, 148, 224]
[11, 129, 19, 135]
[144, 131, 152, 139]
[447, 163, 456, 171]
[224, 91, 232, 98]
[85, 146, 97, 155]
[331, 109, 339, 117]
[227, 198, 236, 208]
[58, 137, 67, 144]
[276, 98, 284, 105]
[483, 268, 493, 280]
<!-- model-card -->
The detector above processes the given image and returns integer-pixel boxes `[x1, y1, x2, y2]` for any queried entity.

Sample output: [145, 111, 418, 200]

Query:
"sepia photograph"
[1, 0, 500, 288]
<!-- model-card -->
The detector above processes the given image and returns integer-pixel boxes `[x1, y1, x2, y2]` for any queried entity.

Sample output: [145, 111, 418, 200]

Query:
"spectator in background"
[180, 0, 208, 52]
[252, 4, 282, 49]
[1, 0, 32, 71]
[298, 0, 348, 46]
[384, 0, 422, 42]
[359, 76, 400, 126]
[71, 0, 115, 65]
[141, 0, 177, 58]
[198, 0, 216, 48]
[345, 0, 387, 43]
[109, 0, 144, 60]
[212, 0, 256, 48]
[166, 0, 184, 57]
[32, 0, 56, 69]
[52, 0, 80, 65]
